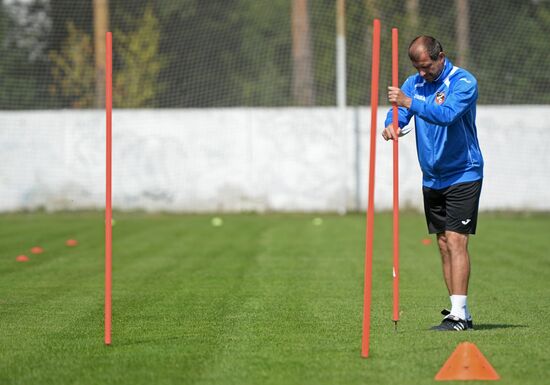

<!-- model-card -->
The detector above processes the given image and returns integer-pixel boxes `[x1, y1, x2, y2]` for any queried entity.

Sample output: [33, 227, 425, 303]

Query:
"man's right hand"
[382, 124, 401, 141]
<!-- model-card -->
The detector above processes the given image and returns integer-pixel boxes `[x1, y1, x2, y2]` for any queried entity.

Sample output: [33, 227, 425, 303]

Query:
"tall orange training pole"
[362, 18, 380, 358]
[105, 31, 112, 346]
[391, 28, 400, 329]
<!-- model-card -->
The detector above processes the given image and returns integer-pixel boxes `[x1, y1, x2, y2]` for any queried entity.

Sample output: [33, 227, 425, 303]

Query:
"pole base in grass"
[16, 255, 29, 262]
[30, 246, 44, 254]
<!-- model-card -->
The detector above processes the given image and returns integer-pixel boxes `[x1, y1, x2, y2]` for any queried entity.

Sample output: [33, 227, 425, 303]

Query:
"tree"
[4, 0, 550, 109]
[153, 0, 242, 107]
[469, 0, 550, 103]
[49, 22, 95, 108]
[113, 5, 164, 108]
[93, 0, 109, 107]
[406, 0, 419, 30]
[292, 0, 315, 105]
[0, 0, 53, 109]
[232, 0, 292, 106]
[454, 0, 470, 68]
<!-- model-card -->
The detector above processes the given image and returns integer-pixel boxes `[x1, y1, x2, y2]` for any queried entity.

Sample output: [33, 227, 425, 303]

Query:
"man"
[382, 36, 483, 331]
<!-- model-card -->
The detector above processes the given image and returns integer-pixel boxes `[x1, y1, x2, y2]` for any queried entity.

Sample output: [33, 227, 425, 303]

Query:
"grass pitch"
[0, 212, 549, 384]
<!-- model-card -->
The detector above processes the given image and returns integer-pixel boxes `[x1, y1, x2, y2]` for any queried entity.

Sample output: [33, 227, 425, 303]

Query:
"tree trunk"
[291, 0, 315, 106]
[365, 0, 381, 104]
[406, 0, 419, 31]
[93, 0, 109, 108]
[455, 0, 470, 68]
[336, 0, 346, 107]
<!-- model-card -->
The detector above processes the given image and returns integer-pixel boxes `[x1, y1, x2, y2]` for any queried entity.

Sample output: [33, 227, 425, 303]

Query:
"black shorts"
[423, 180, 482, 235]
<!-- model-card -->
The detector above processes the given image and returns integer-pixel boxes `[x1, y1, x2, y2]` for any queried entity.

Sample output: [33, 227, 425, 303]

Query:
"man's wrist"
[402, 97, 412, 109]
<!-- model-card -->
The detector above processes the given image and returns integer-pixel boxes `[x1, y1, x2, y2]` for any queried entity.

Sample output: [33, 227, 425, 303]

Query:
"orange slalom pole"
[105, 31, 112, 346]
[362, 18, 380, 358]
[391, 28, 400, 328]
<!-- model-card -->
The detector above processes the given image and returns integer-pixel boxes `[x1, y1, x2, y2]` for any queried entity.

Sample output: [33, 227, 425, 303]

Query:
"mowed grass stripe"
[194, 217, 359, 384]
[92, 215, 274, 385]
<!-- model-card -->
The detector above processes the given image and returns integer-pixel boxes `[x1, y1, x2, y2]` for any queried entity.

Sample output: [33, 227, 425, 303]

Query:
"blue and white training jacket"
[385, 59, 484, 190]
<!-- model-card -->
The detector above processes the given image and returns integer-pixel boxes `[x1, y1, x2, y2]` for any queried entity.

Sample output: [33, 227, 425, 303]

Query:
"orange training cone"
[435, 342, 500, 381]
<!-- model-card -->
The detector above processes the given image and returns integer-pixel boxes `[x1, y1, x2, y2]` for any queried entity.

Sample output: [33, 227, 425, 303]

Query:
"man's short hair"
[408, 36, 443, 61]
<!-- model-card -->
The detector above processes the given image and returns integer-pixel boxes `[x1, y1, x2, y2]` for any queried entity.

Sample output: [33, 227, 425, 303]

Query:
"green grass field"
[1, 212, 549, 385]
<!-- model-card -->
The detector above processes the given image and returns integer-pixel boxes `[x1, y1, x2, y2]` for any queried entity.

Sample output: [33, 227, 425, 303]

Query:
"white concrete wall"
[1, 106, 548, 212]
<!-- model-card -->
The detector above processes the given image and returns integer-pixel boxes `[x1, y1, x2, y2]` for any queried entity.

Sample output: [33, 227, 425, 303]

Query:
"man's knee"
[445, 231, 469, 253]
[437, 232, 448, 248]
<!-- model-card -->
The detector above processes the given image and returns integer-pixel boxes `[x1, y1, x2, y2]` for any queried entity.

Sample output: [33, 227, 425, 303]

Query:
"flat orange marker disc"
[66, 239, 78, 247]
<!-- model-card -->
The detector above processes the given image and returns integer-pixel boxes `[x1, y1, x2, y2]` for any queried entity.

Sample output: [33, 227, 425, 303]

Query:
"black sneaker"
[431, 314, 469, 331]
[441, 308, 474, 329]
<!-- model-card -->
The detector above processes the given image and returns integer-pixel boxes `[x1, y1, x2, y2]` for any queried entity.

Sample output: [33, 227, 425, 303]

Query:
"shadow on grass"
[474, 324, 527, 331]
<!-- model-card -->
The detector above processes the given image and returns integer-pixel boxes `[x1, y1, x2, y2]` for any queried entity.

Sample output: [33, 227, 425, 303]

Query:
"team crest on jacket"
[435, 91, 446, 105]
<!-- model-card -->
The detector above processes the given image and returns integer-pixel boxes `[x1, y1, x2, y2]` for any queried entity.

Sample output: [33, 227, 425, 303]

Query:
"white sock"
[450, 295, 467, 320]
[450, 295, 471, 321]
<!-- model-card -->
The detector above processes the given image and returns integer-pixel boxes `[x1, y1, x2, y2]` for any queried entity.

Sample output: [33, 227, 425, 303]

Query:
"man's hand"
[388, 86, 412, 109]
[382, 124, 401, 141]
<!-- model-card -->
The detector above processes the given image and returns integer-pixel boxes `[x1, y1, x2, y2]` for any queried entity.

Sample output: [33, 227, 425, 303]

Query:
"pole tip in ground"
[16, 255, 29, 262]
[30, 246, 44, 254]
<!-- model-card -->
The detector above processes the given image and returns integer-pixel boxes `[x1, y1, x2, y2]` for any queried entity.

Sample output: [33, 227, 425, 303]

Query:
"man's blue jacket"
[385, 59, 484, 190]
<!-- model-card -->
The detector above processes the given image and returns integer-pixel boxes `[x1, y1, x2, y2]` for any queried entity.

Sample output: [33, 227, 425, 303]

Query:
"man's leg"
[430, 181, 481, 330]
[444, 230, 470, 321]
[445, 231, 470, 295]
[436, 232, 452, 295]
[438, 231, 472, 322]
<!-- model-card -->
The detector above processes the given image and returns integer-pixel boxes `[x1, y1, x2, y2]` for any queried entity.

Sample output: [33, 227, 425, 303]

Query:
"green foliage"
[47, 4, 165, 109]
[0, 2, 50, 109]
[231, 0, 292, 106]
[0, 48, 42, 109]
[154, 0, 242, 107]
[114, 5, 165, 108]
[470, 0, 550, 104]
[49, 23, 95, 108]
[1, 0, 550, 108]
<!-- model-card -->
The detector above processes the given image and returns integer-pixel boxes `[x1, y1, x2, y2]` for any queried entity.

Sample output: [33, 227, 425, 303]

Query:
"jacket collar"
[433, 59, 454, 83]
